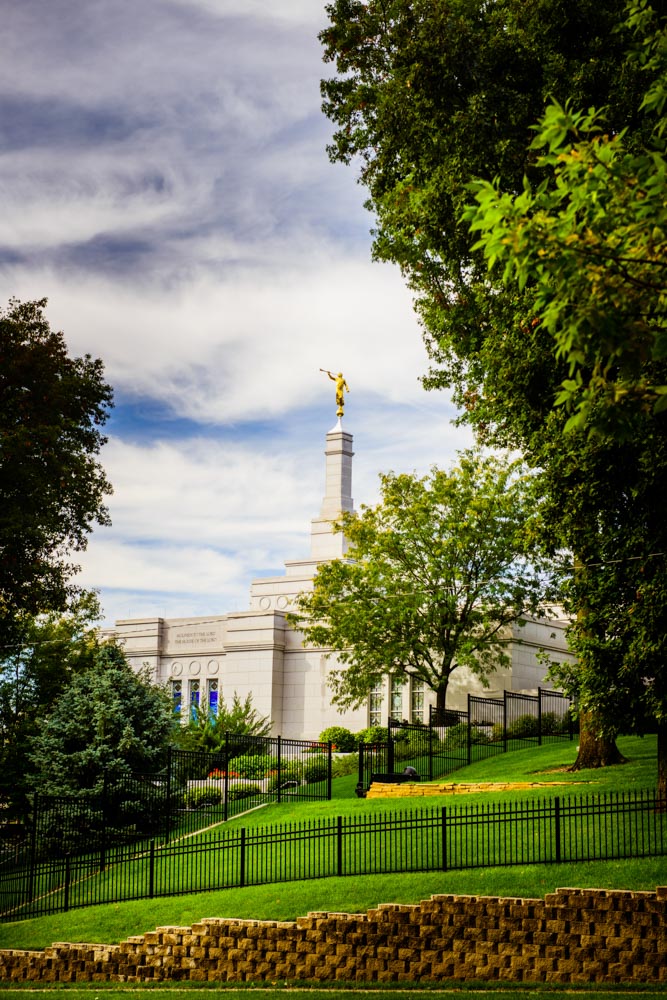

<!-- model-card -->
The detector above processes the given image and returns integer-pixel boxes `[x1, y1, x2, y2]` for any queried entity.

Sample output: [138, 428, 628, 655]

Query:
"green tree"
[529, 414, 667, 780]
[28, 643, 174, 796]
[0, 298, 113, 627]
[464, 5, 667, 789]
[319, 0, 660, 771]
[465, 3, 667, 435]
[173, 690, 272, 753]
[289, 451, 556, 712]
[0, 592, 102, 819]
[320, 0, 644, 421]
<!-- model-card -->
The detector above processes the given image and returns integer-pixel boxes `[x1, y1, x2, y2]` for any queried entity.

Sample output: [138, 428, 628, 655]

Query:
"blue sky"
[2, 0, 472, 625]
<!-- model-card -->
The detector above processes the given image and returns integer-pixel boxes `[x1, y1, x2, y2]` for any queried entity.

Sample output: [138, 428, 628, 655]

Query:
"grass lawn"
[1, 734, 664, 956]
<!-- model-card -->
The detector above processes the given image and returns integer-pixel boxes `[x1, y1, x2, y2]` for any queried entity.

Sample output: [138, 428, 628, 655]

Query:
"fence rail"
[2, 737, 333, 871]
[2, 788, 663, 923]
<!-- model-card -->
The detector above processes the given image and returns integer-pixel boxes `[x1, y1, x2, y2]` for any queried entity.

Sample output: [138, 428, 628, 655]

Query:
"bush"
[507, 714, 540, 739]
[390, 732, 412, 759]
[541, 711, 568, 735]
[304, 759, 329, 784]
[391, 727, 440, 760]
[331, 752, 359, 777]
[183, 786, 224, 809]
[266, 761, 304, 792]
[231, 754, 278, 779]
[356, 725, 389, 745]
[442, 723, 491, 750]
[227, 782, 262, 802]
[319, 726, 356, 752]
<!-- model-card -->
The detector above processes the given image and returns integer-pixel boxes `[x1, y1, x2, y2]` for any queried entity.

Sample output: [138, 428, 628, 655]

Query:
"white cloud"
[78, 541, 243, 596]
[3, 0, 476, 630]
[97, 436, 319, 547]
[6, 250, 434, 423]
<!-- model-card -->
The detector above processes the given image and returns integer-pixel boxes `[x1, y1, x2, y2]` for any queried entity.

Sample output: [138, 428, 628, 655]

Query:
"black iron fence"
[358, 688, 573, 792]
[6, 736, 333, 870]
[166, 734, 332, 839]
[2, 788, 663, 923]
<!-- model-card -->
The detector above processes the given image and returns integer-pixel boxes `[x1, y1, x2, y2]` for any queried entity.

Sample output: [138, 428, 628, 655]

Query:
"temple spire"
[310, 424, 354, 560]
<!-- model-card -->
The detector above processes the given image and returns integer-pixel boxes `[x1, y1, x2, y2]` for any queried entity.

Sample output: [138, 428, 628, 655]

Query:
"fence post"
[428, 720, 434, 781]
[149, 839, 155, 898]
[467, 694, 472, 766]
[277, 735, 283, 804]
[99, 770, 108, 872]
[503, 690, 508, 753]
[337, 815, 343, 876]
[327, 741, 333, 800]
[554, 796, 561, 864]
[224, 732, 229, 823]
[357, 744, 366, 797]
[239, 828, 246, 888]
[164, 746, 173, 845]
[387, 730, 395, 774]
[27, 794, 38, 904]
[63, 853, 71, 912]
[441, 806, 448, 870]
[538, 687, 543, 746]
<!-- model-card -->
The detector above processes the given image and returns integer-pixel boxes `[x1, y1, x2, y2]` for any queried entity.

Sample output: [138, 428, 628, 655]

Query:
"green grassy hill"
[1, 734, 663, 952]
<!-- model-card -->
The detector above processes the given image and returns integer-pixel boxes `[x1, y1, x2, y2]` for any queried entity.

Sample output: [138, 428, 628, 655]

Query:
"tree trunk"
[436, 685, 447, 713]
[569, 709, 627, 771]
[658, 720, 667, 809]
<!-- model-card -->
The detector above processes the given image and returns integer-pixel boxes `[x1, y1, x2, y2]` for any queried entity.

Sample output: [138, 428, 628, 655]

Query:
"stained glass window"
[208, 678, 218, 717]
[171, 679, 182, 716]
[189, 679, 200, 720]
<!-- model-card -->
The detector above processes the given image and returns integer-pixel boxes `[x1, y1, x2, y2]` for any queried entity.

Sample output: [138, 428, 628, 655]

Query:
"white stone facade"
[108, 422, 574, 739]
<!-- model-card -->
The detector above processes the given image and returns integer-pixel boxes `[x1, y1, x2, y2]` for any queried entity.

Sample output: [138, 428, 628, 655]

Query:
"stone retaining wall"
[2, 887, 666, 984]
[366, 780, 566, 798]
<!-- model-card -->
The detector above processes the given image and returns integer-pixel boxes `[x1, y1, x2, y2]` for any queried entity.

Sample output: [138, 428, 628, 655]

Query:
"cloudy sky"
[2, 0, 472, 625]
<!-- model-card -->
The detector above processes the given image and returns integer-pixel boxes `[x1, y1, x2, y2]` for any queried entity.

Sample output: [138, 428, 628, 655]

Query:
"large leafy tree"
[0, 298, 113, 628]
[466, 4, 667, 435]
[319, 0, 663, 773]
[546, 427, 667, 788]
[320, 0, 644, 414]
[465, 5, 667, 790]
[289, 451, 556, 712]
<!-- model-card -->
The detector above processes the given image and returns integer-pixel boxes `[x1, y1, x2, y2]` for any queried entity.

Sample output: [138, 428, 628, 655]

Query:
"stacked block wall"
[365, 781, 565, 798]
[2, 887, 666, 984]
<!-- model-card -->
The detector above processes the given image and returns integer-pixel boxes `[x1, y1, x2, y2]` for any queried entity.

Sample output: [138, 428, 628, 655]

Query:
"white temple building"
[108, 420, 574, 739]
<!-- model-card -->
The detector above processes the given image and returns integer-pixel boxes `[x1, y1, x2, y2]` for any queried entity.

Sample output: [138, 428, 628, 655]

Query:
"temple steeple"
[310, 420, 354, 561]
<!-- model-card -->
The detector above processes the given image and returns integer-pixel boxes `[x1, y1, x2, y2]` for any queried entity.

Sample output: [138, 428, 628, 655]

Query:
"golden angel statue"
[320, 369, 350, 418]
